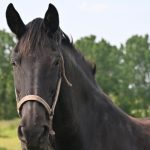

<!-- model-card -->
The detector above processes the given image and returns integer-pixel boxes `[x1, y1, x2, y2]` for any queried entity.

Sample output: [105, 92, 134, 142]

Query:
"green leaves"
[119, 35, 150, 117]
[0, 30, 150, 119]
[75, 34, 150, 117]
[0, 30, 17, 119]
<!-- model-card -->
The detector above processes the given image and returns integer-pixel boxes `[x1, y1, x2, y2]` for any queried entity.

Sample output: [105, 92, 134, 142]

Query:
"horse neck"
[59, 45, 131, 122]
[54, 45, 135, 149]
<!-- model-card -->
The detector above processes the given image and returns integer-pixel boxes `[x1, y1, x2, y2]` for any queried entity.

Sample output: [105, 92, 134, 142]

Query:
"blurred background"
[0, 0, 150, 149]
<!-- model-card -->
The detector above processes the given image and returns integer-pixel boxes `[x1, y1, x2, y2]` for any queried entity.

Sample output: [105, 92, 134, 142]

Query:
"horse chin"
[21, 141, 52, 150]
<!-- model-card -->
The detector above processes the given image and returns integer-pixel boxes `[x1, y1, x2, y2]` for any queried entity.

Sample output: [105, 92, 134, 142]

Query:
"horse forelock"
[14, 17, 96, 77]
[15, 18, 62, 55]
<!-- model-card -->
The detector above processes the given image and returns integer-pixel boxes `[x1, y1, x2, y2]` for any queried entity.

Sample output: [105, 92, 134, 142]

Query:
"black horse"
[6, 3, 150, 150]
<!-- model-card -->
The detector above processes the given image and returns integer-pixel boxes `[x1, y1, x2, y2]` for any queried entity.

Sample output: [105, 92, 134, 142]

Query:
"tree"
[117, 35, 150, 117]
[0, 30, 150, 119]
[0, 30, 16, 119]
[75, 34, 150, 117]
[76, 35, 120, 96]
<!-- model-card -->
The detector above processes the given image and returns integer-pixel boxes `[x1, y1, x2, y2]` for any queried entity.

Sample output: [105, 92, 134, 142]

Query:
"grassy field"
[0, 119, 21, 150]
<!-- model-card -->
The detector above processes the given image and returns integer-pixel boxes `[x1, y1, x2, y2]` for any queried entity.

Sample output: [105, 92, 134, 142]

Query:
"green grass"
[0, 119, 21, 150]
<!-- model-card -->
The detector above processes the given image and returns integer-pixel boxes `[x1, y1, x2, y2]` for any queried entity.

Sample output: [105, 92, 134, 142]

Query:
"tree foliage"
[0, 30, 16, 119]
[0, 30, 150, 119]
[75, 34, 150, 117]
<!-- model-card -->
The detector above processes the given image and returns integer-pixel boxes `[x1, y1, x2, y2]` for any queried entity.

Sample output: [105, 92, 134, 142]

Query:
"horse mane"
[61, 32, 96, 75]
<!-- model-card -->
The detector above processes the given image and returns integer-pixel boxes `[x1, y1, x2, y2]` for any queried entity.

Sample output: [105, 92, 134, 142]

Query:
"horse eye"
[11, 59, 16, 66]
[12, 62, 16, 66]
[53, 59, 59, 66]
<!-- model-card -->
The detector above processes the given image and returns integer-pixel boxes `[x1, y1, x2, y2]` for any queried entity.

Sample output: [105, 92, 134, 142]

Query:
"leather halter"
[17, 77, 62, 118]
[17, 77, 62, 136]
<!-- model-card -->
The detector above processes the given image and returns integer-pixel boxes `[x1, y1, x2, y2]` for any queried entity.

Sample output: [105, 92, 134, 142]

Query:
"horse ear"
[44, 4, 59, 34]
[6, 3, 26, 38]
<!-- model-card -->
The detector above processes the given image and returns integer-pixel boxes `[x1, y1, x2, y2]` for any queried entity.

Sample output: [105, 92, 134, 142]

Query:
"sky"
[1, 0, 150, 46]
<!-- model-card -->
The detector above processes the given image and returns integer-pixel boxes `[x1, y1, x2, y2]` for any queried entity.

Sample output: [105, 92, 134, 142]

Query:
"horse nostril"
[17, 125, 49, 144]
[18, 125, 26, 143]
[39, 125, 49, 142]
